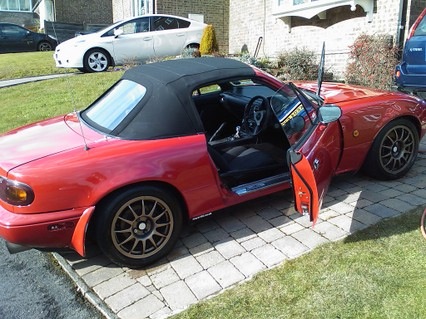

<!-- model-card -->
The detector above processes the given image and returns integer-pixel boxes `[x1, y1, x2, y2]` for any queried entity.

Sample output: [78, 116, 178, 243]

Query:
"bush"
[199, 25, 219, 55]
[345, 34, 399, 90]
[277, 48, 319, 81]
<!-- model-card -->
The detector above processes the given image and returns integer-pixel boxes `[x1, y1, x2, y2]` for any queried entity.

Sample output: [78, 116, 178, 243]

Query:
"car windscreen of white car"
[83, 79, 146, 132]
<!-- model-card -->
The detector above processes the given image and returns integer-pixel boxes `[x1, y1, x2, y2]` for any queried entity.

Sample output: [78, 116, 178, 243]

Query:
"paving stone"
[195, 250, 225, 269]
[82, 265, 124, 287]
[208, 260, 245, 288]
[230, 227, 256, 242]
[251, 244, 286, 267]
[279, 221, 304, 235]
[360, 191, 389, 203]
[397, 193, 426, 206]
[93, 272, 136, 300]
[349, 198, 373, 209]
[269, 214, 292, 227]
[189, 242, 214, 256]
[117, 293, 164, 319]
[215, 215, 246, 233]
[230, 252, 266, 277]
[326, 201, 355, 215]
[272, 236, 309, 258]
[203, 227, 230, 243]
[379, 188, 403, 198]
[312, 221, 348, 241]
[185, 270, 222, 300]
[257, 206, 283, 220]
[150, 267, 180, 290]
[171, 255, 203, 279]
[364, 203, 400, 219]
[160, 280, 197, 311]
[242, 214, 272, 233]
[181, 232, 208, 249]
[149, 307, 172, 319]
[257, 227, 286, 243]
[346, 209, 383, 226]
[215, 239, 246, 259]
[380, 197, 415, 213]
[240, 236, 267, 251]
[72, 254, 111, 276]
[328, 214, 367, 233]
[105, 283, 151, 313]
[194, 219, 219, 233]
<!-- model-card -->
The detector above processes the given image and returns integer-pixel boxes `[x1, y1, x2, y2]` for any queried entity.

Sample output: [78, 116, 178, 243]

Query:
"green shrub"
[199, 25, 219, 55]
[345, 34, 399, 90]
[277, 48, 319, 81]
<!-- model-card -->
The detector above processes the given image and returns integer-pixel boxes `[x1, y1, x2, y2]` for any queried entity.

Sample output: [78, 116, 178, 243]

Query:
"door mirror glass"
[319, 104, 342, 124]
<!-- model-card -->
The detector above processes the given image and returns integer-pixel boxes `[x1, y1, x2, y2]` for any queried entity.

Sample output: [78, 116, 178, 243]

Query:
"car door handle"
[142, 37, 152, 41]
[176, 33, 185, 37]
[313, 158, 319, 170]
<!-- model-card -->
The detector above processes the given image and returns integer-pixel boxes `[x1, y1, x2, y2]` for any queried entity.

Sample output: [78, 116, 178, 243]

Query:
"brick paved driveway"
[56, 137, 426, 319]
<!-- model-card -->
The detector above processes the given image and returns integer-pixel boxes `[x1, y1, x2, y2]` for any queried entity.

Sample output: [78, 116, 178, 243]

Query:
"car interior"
[192, 78, 293, 193]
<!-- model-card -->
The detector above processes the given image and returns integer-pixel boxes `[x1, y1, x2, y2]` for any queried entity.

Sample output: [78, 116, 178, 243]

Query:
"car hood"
[295, 82, 387, 104]
[0, 113, 104, 173]
[58, 32, 101, 48]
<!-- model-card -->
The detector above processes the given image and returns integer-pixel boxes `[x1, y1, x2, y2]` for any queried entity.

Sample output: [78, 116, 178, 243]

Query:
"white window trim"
[273, 0, 374, 22]
[0, 0, 32, 12]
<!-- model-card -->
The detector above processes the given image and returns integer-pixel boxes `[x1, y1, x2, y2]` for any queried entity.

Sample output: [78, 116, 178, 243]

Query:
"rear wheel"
[83, 49, 110, 72]
[95, 185, 183, 268]
[363, 119, 419, 180]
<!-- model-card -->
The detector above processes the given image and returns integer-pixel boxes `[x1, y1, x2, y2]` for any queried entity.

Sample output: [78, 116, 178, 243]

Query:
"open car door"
[276, 83, 342, 224]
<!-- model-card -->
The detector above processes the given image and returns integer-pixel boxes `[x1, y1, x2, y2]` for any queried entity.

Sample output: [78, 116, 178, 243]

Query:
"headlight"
[0, 176, 34, 206]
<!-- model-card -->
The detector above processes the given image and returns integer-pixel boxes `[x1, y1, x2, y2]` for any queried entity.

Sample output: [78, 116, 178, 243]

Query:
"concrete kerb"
[0, 73, 76, 88]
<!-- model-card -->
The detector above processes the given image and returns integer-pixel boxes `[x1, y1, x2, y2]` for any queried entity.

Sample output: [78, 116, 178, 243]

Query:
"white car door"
[111, 17, 155, 64]
[150, 16, 188, 57]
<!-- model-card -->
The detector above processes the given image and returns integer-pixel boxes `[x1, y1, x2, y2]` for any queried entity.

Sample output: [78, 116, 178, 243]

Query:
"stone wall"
[229, 0, 421, 80]
[0, 12, 38, 29]
[54, 0, 113, 24]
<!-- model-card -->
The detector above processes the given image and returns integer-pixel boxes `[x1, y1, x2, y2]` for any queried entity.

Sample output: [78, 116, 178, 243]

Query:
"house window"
[0, 0, 32, 12]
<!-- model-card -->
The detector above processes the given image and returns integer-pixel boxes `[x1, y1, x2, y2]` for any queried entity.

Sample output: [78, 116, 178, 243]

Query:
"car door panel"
[288, 121, 342, 223]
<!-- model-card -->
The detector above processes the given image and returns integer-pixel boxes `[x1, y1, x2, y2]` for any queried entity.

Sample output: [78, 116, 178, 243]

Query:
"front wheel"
[83, 49, 110, 72]
[95, 185, 183, 268]
[363, 119, 419, 180]
[38, 41, 53, 51]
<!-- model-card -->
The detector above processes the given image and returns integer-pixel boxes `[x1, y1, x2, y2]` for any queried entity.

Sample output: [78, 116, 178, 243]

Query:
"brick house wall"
[0, 12, 36, 28]
[155, 0, 229, 53]
[54, 0, 113, 24]
[229, 0, 424, 80]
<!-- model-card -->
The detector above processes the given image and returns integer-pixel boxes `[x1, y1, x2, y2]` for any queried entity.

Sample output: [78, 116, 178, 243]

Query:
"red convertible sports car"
[0, 57, 425, 268]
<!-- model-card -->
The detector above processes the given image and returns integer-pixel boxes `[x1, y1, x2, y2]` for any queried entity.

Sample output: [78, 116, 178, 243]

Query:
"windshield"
[82, 79, 146, 132]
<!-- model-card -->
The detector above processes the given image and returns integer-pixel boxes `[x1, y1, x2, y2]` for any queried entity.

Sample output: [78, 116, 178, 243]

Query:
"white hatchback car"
[54, 14, 207, 72]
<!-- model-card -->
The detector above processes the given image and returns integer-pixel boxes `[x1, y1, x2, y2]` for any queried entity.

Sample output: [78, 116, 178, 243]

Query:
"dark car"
[395, 8, 426, 94]
[0, 22, 57, 53]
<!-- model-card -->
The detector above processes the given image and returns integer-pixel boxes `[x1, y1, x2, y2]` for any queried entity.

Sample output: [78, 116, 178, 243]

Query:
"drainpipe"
[397, 0, 408, 54]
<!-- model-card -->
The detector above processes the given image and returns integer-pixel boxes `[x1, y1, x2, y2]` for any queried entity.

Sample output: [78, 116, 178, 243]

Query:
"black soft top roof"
[113, 57, 256, 140]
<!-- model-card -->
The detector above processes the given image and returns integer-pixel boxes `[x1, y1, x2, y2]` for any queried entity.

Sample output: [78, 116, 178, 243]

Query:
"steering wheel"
[241, 95, 271, 136]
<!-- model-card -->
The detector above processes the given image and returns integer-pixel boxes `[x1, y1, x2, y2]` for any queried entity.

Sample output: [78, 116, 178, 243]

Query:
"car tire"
[95, 185, 183, 268]
[83, 49, 110, 73]
[363, 119, 419, 180]
[37, 41, 52, 51]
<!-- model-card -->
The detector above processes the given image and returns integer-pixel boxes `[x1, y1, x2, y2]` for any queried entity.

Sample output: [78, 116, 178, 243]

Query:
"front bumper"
[0, 204, 94, 255]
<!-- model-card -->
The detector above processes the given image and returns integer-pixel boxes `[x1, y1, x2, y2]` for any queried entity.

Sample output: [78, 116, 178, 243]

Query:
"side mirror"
[319, 104, 342, 124]
[114, 29, 123, 38]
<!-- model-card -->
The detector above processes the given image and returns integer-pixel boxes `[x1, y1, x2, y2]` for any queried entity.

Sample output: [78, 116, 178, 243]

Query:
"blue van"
[395, 8, 426, 94]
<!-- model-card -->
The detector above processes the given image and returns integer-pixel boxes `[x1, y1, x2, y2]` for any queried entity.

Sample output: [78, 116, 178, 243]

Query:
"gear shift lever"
[234, 126, 241, 139]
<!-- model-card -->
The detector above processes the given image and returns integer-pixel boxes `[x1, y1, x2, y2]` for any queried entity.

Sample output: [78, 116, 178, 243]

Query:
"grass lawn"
[0, 51, 75, 80]
[173, 207, 426, 319]
[0, 71, 122, 133]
